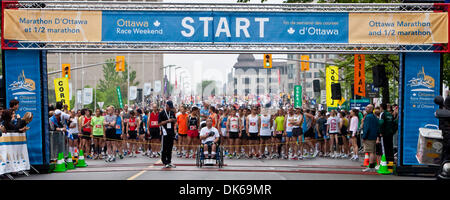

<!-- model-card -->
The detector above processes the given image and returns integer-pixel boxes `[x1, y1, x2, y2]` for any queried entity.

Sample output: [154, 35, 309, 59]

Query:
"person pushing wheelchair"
[199, 118, 220, 159]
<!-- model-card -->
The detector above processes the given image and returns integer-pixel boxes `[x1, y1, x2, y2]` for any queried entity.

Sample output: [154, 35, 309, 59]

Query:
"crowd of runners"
[47, 100, 398, 165]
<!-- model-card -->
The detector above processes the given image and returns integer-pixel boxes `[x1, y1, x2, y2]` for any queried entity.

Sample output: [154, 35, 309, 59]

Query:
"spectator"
[159, 100, 177, 168]
[17, 112, 33, 133]
[49, 110, 66, 132]
[379, 103, 395, 163]
[9, 99, 19, 112]
[362, 104, 380, 172]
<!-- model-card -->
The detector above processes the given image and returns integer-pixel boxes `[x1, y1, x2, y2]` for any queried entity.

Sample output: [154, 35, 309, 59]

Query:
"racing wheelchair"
[195, 141, 224, 168]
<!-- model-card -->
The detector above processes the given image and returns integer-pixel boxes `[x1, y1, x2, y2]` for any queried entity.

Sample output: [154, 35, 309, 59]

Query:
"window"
[314, 72, 320, 78]
[289, 83, 294, 90]
[234, 78, 237, 85]
[305, 82, 312, 88]
[305, 72, 312, 78]
[288, 54, 294, 59]
[307, 92, 313, 97]
[288, 72, 294, 79]
[245, 89, 250, 96]
[257, 78, 265, 83]
[244, 78, 250, 84]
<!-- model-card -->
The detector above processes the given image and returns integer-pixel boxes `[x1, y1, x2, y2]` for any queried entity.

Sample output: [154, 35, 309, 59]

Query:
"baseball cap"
[166, 100, 174, 109]
[54, 109, 62, 115]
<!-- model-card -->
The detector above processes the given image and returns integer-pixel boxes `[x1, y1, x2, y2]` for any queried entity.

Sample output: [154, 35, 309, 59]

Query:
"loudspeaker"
[313, 80, 320, 92]
[373, 65, 386, 87]
[137, 88, 143, 103]
[331, 83, 341, 100]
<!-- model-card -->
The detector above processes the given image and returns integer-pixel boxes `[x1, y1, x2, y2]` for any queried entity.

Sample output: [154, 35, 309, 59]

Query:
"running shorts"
[105, 128, 116, 140]
[187, 129, 199, 138]
[240, 130, 247, 139]
[149, 128, 161, 140]
[304, 128, 315, 138]
[221, 128, 227, 137]
[292, 128, 302, 137]
[260, 136, 271, 141]
[229, 131, 239, 139]
[128, 130, 138, 140]
[286, 131, 293, 138]
[71, 133, 79, 141]
[81, 131, 91, 140]
[248, 132, 258, 140]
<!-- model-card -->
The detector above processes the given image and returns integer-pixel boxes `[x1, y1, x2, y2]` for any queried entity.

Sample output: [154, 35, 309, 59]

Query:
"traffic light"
[263, 54, 272, 68]
[116, 56, 125, 72]
[62, 64, 70, 79]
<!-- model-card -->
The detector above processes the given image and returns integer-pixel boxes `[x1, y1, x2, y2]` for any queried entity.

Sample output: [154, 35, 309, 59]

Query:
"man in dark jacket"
[435, 96, 450, 179]
[362, 104, 380, 172]
[379, 103, 395, 162]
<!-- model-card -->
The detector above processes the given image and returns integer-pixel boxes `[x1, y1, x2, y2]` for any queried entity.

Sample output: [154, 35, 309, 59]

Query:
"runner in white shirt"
[284, 107, 297, 159]
[326, 110, 341, 158]
[349, 109, 360, 161]
[199, 118, 220, 159]
[246, 107, 260, 158]
[259, 108, 272, 159]
[226, 109, 241, 158]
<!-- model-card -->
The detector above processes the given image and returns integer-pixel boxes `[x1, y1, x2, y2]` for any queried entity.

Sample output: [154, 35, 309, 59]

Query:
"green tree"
[444, 54, 450, 86]
[95, 58, 139, 108]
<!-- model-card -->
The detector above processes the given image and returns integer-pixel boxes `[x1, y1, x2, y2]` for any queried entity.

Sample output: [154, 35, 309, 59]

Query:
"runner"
[218, 108, 229, 155]
[127, 110, 139, 158]
[67, 110, 79, 156]
[316, 110, 328, 157]
[259, 108, 272, 159]
[292, 108, 303, 160]
[339, 110, 350, 158]
[247, 107, 260, 158]
[115, 108, 124, 159]
[121, 105, 131, 156]
[186, 106, 200, 159]
[148, 103, 161, 158]
[238, 108, 249, 159]
[91, 108, 105, 160]
[176, 106, 189, 158]
[227, 109, 240, 159]
[104, 106, 116, 162]
[304, 109, 318, 158]
[284, 107, 296, 160]
[327, 110, 341, 158]
[80, 109, 93, 159]
[141, 109, 149, 156]
[349, 109, 360, 161]
[274, 109, 285, 159]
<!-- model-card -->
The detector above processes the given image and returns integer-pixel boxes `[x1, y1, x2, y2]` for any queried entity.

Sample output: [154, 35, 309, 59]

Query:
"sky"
[163, 0, 288, 92]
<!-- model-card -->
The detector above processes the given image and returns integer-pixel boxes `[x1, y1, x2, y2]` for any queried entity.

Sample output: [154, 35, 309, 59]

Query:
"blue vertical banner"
[4, 50, 43, 165]
[402, 52, 441, 165]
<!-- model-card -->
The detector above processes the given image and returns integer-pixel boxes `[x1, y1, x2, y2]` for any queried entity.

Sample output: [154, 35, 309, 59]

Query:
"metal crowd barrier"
[49, 131, 69, 160]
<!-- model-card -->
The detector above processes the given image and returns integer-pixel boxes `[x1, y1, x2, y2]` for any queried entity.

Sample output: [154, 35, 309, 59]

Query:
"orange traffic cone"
[363, 153, 370, 167]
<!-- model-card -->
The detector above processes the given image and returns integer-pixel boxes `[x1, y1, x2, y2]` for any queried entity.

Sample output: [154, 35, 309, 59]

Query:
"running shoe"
[168, 163, 176, 168]
[354, 156, 359, 161]
[298, 155, 303, 160]
[313, 151, 319, 158]
[129, 152, 133, 157]
[112, 156, 116, 162]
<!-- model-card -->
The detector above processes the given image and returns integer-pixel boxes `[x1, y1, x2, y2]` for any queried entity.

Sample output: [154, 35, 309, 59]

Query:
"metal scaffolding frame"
[2, 1, 449, 53]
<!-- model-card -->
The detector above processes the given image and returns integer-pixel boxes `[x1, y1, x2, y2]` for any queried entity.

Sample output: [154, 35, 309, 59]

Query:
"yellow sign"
[4, 9, 102, 42]
[54, 78, 70, 110]
[349, 13, 448, 44]
[326, 66, 339, 107]
[301, 55, 310, 71]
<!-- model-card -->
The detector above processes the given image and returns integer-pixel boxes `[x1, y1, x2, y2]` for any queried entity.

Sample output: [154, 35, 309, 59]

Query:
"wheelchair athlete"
[199, 118, 220, 159]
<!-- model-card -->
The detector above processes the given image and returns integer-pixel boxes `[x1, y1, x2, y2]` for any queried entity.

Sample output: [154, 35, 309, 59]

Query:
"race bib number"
[151, 121, 158, 126]
[167, 123, 171, 129]
[232, 125, 238, 129]
[95, 124, 101, 129]
[190, 125, 196, 130]
[250, 122, 256, 126]
[288, 123, 293, 127]
[115, 125, 120, 129]
[262, 123, 269, 128]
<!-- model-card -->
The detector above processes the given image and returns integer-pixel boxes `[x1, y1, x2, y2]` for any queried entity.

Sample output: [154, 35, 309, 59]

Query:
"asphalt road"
[9, 152, 435, 180]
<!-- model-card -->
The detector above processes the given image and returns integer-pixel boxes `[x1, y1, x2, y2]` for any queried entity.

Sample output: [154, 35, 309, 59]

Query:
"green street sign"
[116, 86, 124, 108]
[294, 85, 302, 108]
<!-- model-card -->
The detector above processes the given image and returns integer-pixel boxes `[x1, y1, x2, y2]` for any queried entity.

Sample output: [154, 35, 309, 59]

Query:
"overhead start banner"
[3, 9, 448, 44]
